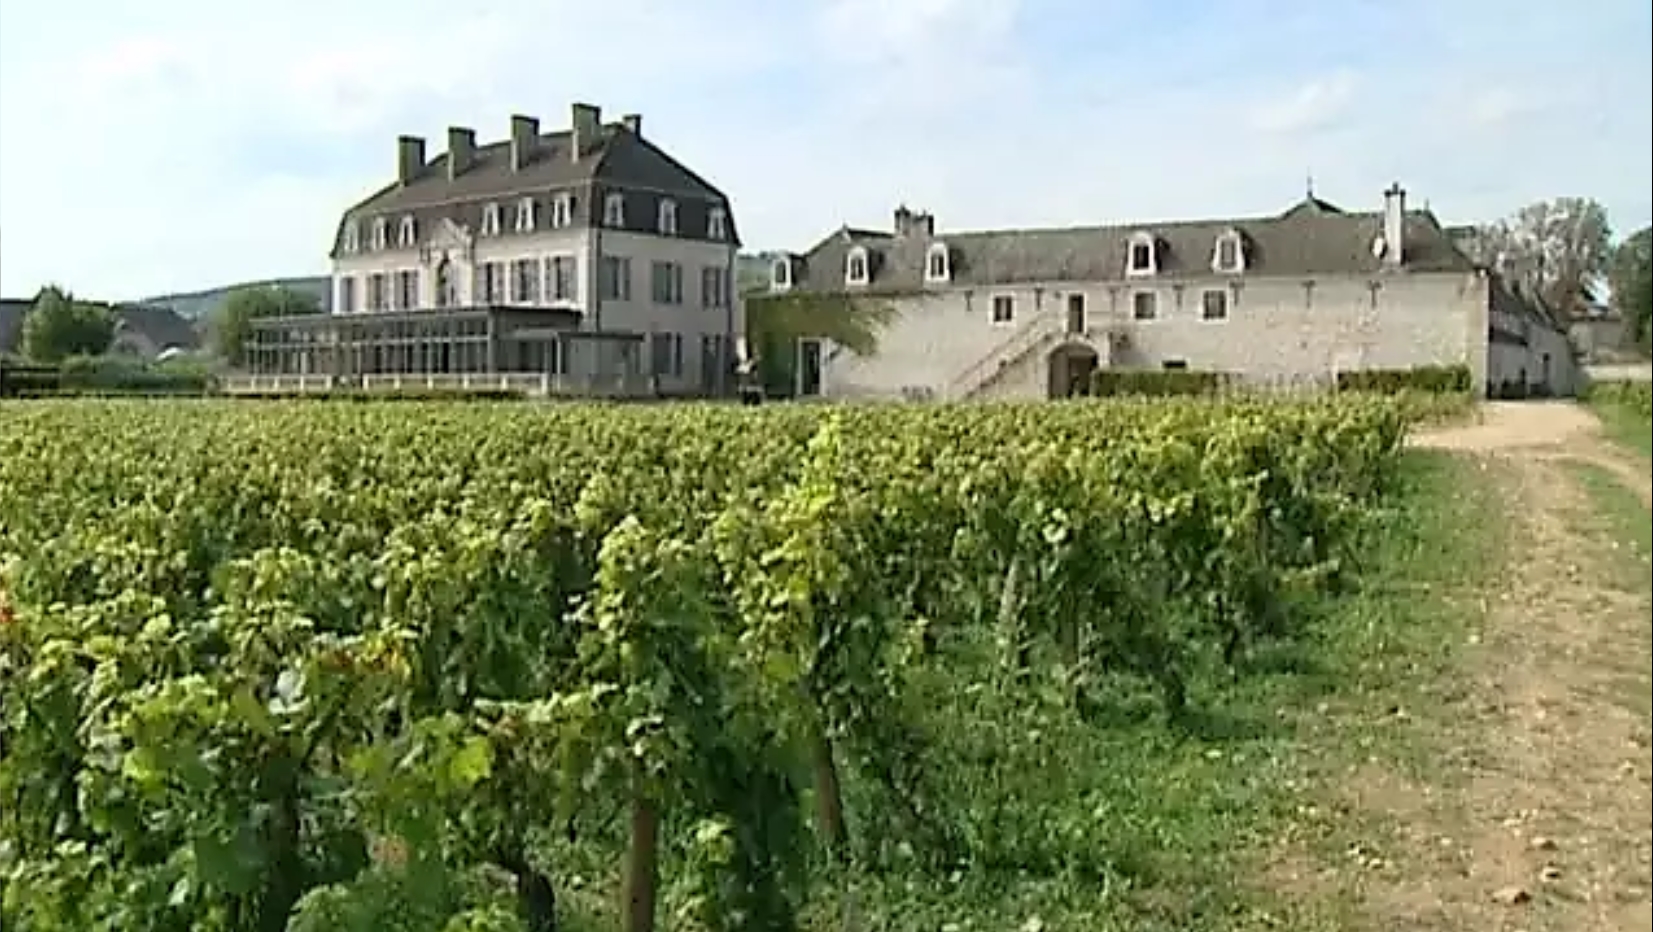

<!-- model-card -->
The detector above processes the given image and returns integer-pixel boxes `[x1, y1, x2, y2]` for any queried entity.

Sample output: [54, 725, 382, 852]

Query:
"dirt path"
[1410, 401, 1652, 506]
[1346, 402, 1653, 930]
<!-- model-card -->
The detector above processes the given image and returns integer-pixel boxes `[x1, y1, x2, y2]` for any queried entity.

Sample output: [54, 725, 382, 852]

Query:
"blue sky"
[1, 0, 1649, 300]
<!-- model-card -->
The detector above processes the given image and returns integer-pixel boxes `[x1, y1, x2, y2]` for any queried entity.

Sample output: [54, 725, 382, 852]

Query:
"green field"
[0, 396, 1470, 931]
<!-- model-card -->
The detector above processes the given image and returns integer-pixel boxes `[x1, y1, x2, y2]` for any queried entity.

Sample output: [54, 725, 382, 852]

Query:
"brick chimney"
[893, 205, 913, 236]
[570, 102, 601, 162]
[621, 113, 642, 137]
[509, 115, 539, 171]
[893, 205, 934, 238]
[396, 135, 426, 185]
[1382, 182, 1406, 267]
[447, 127, 477, 180]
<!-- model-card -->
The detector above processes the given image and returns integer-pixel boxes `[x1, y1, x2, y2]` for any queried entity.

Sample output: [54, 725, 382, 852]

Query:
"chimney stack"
[893, 204, 913, 236]
[509, 114, 539, 171]
[1382, 182, 1406, 267]
[447, 127, 477, 180]
[570, 102, 601, 162]
[621, 113, 642, 137]
[396, 135, 426, 185]
[893, 205, 934, 238]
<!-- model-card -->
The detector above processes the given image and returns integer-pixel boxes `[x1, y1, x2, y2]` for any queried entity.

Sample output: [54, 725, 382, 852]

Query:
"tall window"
[480, 262, 505, 304]
[395, 270, 419, 309]
[650, 332, 683, 377]
[651, 261, 684, 304]
[991, 295, 1014, 323]
[512, 258, 541, 303]
[1133, 291, 1158, 320]
[367, 273, 387, 310]
[547, 256, 577, 302]
[600, 255, 632, 300]
[701, 267, 729, 308]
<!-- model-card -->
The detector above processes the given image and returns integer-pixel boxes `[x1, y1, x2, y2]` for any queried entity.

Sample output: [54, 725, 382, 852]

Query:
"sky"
[1, 0, 1649, 301]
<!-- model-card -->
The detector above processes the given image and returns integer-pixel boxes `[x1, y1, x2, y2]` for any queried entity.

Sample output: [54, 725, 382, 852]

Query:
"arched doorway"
[1047, 342, 1099, 398]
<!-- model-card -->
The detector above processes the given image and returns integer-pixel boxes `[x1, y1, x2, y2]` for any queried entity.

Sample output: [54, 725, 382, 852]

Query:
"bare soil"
[1307, 403, 1651, 931]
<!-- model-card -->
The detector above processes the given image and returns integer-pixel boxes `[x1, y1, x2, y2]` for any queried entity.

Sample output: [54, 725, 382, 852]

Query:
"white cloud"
[1248, 71, 1358, 135]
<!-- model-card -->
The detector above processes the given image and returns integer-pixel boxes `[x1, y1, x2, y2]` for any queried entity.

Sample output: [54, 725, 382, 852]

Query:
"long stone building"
[768, 185, 1577, 400]
[243, 102, 743, 396]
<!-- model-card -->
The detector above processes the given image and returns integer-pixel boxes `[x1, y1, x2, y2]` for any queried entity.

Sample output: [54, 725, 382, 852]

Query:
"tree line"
[1468, 197, 1650, 351]
[6, 283, 321, 366]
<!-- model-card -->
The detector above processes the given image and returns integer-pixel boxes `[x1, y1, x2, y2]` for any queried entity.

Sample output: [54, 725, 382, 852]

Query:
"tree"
[1472, 198, 1612, 319]
[1609, 226, 1652, 352]
[20, 285, 115, 363]
[210, 284, 323, 367]
[744, 292, 896, 397]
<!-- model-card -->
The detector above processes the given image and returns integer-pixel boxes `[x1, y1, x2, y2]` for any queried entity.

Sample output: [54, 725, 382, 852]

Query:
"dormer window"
[1212, 229, 1245, 274]
[341, 220, 360, 253]
[925, 242, 951, 283]
[657, 198, 678, 235]
[771, 257, 793, 291]
[371, 218, 389, 250]
[708, 206, 728, 240]
[550, 193, 574, 228]
[397, 215, 417, 248]
[845, 246, 870, 285]
[481, 203, 502, 236]
[1126, 232, 1158, 276]
[603, 192, 626, 227]
[514, 197, 536, 233]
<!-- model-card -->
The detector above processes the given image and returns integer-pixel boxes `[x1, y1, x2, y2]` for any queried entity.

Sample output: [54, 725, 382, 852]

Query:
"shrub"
[56, 354, 212, 395]
[1336, 364, 1472, 394]
[1581, 379, 1652, 418]
[1090, 369, 1230, 397]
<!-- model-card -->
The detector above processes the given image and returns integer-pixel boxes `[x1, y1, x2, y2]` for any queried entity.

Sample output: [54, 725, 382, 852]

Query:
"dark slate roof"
[331, 117, 739, 256]
[784, 196, 1478, 294]
[113, 304, 201, 351]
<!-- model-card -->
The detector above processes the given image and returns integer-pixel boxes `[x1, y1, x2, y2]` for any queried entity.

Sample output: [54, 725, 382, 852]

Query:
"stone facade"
[324, 103, 743, 394]
[774, 186, 1577, 400]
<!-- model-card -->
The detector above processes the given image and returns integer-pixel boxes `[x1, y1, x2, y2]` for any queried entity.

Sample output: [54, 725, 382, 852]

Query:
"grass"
[792, 451, 1501, 931]
[1582, 380, 1652, 459]
[1561, 459, 1652, 592]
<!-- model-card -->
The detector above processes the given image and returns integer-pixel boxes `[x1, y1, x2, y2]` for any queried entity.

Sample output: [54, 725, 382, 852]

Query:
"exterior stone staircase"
[946, 312, 1112, 401]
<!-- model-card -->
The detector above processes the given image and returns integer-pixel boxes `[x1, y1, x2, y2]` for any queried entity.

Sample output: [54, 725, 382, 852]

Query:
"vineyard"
[1, 397, 1412, 932]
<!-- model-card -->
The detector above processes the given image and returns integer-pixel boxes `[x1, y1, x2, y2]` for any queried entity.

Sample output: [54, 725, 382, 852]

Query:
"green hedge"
[1090, 369, 1230, 397]
[1335, 364, 1472, 394]
[55, 355, 212, 395]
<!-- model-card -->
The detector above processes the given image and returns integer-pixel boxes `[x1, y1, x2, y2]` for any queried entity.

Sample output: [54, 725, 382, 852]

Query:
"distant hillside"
[138, 276, 331, 320]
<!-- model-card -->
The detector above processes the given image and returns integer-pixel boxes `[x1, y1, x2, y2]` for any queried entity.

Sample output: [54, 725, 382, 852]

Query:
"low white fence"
[218, 372, 654, 398]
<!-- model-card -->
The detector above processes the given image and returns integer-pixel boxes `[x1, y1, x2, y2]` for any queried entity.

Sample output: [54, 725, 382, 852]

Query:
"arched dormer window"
[481, 203, 502, 236]
[397, 215, 417, 248]
[845, 246, 870, 285]
[770, 256, 793, 291]
[341, 219, 360, 253]
[603, 192, 626, 227]
[1126, 231, 1158, 276]
[371, 218, 389, 250]
[925, 242, 951, 283]
[1212, 229, 1246, 274]
[514, 197, 536, 233]
[657, 198, 678, 235]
